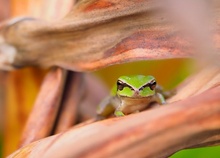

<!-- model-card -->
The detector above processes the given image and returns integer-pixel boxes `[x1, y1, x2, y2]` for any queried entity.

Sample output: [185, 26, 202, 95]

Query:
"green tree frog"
[96, 75, 168, 119]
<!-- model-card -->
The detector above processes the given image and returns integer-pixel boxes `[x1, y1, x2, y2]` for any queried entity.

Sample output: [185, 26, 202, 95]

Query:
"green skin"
[96, 75, 166, 118]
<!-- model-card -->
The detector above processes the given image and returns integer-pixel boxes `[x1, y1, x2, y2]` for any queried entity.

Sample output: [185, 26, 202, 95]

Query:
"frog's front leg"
[154, 93, 166, 105]
[96, 96, 115, 120]
[113, 99, 126, 117]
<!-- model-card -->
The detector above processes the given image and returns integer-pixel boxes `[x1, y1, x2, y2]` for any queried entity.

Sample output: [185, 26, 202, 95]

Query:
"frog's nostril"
[134, 91, 139, 95]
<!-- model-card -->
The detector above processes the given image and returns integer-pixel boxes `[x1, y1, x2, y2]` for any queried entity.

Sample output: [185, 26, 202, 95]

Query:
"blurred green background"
[95, 59, 220, 158]
[95, 59, 192, 90]
[172, 146, 220, 158]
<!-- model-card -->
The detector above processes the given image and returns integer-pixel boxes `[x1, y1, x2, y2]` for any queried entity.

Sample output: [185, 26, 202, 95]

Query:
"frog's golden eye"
[117, 80, 124, 91]
[139, 80, 156, 91]
[117, 80, 134, 91]
[149, 80, 157, 90]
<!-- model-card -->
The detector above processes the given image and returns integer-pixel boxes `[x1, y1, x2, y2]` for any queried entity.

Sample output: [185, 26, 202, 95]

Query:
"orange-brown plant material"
[0, 0, 219, 158]
[2, 0, 74, 156]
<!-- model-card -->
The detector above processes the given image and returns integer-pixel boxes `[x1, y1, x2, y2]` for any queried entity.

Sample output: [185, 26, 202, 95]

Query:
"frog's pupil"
[117, 80, 124, 91]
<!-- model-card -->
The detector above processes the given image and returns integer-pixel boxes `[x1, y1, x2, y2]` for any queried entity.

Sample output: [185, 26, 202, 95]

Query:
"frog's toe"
[114, 111, 125, 117]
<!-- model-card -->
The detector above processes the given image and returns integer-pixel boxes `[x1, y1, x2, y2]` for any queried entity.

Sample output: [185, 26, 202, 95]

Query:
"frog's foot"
[114, 111, 125, 117]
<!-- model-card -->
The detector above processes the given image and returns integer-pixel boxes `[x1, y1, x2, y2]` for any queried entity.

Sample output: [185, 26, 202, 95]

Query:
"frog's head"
[115, 75, 156, 98]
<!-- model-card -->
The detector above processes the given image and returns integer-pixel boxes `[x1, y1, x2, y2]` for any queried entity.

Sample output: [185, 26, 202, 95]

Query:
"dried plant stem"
[19, 68, 67, 147]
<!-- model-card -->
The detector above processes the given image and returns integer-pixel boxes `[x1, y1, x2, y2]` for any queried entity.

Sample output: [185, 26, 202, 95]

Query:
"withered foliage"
[0, 0, 219, 158]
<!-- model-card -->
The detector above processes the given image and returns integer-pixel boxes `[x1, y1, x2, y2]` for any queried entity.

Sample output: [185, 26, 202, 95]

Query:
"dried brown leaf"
[0, 0, 197, 71]
[8, 85, 220, 158]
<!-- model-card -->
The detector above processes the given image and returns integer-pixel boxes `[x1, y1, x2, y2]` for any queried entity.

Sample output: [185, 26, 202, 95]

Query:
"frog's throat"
[116, 96, 153, 114]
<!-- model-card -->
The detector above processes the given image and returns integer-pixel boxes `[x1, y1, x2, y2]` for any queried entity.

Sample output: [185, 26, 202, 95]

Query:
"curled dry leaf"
[0, 0, 202, 71]
[8, 66, 220, 158]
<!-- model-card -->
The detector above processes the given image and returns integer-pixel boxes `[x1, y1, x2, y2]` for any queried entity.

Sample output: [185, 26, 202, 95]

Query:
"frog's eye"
[117, 80, 124, 91]
[117, 80, 134, 91]
[139, 80, 157, 91]
[149, 80, 157, 90]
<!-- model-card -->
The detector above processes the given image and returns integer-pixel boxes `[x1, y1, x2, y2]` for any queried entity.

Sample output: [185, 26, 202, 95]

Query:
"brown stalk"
[19, 68, 67, 147]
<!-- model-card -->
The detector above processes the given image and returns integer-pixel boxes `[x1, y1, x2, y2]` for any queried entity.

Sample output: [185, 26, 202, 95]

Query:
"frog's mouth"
[118, 90, 152, 98]
[119, 95, 152, 100]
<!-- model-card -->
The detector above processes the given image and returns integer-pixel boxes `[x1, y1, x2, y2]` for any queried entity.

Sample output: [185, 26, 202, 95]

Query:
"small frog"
[96, 75, 169, 119]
